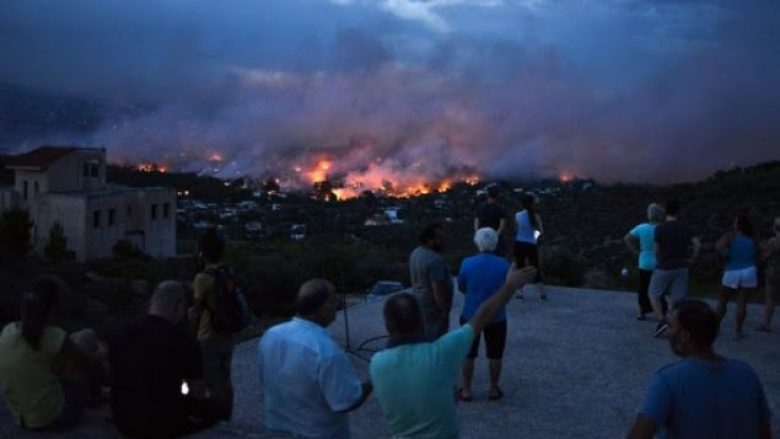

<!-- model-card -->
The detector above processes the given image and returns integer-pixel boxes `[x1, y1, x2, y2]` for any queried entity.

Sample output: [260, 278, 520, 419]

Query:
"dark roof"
[6, 146, 84, 169]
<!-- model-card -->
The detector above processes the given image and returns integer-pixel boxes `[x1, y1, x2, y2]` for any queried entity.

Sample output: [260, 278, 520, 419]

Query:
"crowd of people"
[0, 191, 776, 438]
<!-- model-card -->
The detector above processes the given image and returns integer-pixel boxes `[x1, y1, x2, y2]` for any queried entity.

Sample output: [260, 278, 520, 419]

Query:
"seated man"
[108, 281, 219, 438]
[258, 279, 372, 439]
[370, 266, 537, 438]
[628, 299, 772, 439]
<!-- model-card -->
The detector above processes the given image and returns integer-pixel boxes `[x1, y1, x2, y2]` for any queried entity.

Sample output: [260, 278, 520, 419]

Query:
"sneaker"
[540, 294, 548, 301]
[515, 294, 525, 301]
[757, 324, 771, 333]
[734, 332, 746, 341]
[653, 321, 669, 338]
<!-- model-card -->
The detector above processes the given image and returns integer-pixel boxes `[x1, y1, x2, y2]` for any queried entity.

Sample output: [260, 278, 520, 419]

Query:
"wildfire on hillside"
[137, 162, 168, 173]
[296, 157, 480, 200]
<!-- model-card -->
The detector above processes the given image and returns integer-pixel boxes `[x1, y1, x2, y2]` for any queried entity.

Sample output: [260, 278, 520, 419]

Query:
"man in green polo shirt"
[370, 266, 537, 438]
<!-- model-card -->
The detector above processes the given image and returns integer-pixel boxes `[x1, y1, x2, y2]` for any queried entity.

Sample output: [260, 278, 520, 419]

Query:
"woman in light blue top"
[624, 203, 667, 320]
[715, 214, 758, 339]
[513, 195, 546, 300]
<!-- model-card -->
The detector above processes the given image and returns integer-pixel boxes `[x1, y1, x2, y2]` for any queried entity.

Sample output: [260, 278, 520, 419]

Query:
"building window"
[163, 203, 170, 219]
[34, 181, 39, 198]
[90, 164, 99, 178]
[126, 205, 132, 218]
[23, 181, 28, 200]
[93, 210, 101, 229]
[151, 204, 157, 220]
[109, 208, 116, 226]
[83, 164, 90, 177]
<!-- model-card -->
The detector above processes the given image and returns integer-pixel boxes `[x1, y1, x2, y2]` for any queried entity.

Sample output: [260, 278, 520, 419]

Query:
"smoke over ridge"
[1, 0, 779, 185]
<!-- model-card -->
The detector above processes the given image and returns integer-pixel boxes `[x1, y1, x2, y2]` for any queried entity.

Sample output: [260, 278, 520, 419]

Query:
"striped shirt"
[258, 317, 363, 439]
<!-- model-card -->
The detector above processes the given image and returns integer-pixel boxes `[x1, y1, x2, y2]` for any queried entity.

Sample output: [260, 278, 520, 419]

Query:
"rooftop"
[2, 286, 778, 438]
[5, 146, 101, 170]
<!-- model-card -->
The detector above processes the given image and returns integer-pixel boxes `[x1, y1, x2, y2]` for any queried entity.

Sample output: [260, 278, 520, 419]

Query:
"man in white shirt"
[258, 279, 372, 439]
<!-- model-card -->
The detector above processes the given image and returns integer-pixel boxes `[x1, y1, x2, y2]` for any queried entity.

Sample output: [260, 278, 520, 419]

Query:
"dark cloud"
[0, 0, 778, 184]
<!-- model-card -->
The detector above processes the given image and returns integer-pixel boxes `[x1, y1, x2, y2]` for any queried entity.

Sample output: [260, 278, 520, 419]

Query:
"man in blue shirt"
[628, 300, 772, 439]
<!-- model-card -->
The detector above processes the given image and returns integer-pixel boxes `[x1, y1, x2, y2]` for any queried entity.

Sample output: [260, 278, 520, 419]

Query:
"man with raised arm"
[370, 266, 537, 439]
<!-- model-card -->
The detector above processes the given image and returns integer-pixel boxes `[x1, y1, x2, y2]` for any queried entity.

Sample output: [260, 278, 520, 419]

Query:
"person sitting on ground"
[648, 198, 701, 337]
[370, 266, 537, 439]
[474, 185, 507, 257]
[624, 203, 668, 320]
[457, 227, 511, 402]
[628, 299, 772, 439]
[189, 227, 235, 421]
[409, 224, 454, 339]
[715, 214, 758, 340]
[258, 279, 373, 439]
[0, 276, 103, 431]
[758, 216, 780, 332]
[109, 281, 219, 439]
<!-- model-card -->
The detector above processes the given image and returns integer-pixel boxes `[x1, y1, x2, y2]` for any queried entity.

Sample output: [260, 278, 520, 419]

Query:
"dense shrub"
[540, 245, 586, 287]
[44, 222, 69, 262]
[0, 208, 32, 256]
[112, 239, 147, 260]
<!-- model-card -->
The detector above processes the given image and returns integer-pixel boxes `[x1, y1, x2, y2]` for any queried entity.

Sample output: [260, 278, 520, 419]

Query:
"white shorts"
[721, 266, 758, 290]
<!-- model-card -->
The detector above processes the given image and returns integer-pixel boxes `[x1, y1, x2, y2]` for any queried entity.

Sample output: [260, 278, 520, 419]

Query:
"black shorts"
[460, 317, 507, 359]
[513, 242, 543, 282]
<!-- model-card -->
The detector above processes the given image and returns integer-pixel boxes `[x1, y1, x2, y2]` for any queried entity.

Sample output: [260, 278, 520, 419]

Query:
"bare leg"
[460, 359, 475, 399]
[488, 359, 503, 395]
[735, 290, 748, 335]
[715, 289, 731, 323]
[762, 281, 776, 330]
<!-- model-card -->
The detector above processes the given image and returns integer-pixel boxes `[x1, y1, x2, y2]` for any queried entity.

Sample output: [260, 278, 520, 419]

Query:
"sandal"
[457, 388, 473, 402]
[757, 324, 772, 333]
[488, 388, 504, 401]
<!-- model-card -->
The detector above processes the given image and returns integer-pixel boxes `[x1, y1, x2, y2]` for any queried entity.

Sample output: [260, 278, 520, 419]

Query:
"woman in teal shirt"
[624, 203, 667, 320]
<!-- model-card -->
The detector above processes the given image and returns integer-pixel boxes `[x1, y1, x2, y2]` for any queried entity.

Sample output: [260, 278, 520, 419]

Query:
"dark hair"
[674, 299, 719, 348]
[199, 228, 225, 264]
[734, 214, 754, 238]
[21, 277, 64, 350]
[522, 194, 538, 230]
[296, 279, 333, 315]
[665, 198, 680, 216]
[419, 224, 442, 245]
[487, 186, 499, 200]
[383, 293, 424, 336]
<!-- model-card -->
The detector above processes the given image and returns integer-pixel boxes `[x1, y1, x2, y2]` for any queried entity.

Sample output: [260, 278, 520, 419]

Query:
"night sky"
[1, 0, 779, 183]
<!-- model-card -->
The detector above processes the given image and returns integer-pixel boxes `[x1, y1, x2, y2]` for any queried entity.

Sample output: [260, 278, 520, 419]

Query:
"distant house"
[3, 146, 176, 261]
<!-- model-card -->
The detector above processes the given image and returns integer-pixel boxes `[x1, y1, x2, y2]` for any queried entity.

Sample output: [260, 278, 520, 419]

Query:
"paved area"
[2, 286, 778, 438]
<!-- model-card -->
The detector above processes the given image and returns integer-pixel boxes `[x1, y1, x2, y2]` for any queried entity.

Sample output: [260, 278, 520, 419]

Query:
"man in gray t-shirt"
[409, 224, 453, 339]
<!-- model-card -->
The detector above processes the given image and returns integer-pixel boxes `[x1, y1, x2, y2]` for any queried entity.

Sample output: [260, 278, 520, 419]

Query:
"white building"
[3, 146, 176, 261]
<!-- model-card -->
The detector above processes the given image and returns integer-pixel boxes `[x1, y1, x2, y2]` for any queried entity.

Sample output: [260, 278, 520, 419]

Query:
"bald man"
[258, 279, 372, 439]
[109, 281, 219, 438]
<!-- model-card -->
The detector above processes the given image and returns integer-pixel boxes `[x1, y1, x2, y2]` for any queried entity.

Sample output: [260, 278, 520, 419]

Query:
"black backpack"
[202, 266, 251, 334]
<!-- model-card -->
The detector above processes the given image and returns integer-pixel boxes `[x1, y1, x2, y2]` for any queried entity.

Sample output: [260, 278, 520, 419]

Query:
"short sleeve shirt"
[655, 220, 696, 270]
[409, 246, 453, 314]
[0, 323, 67, 428]
[370, 325, 476, 439]
[630, 223, 658, 270]
[193, 265, 232, 342]
[476, 203, 506, 231]
[458, 253, 510, 322]
[640, 358, 771, 439]
[258, 318, 363, 439]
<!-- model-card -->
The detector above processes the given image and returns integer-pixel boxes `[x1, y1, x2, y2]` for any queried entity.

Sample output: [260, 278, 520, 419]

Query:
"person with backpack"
[189, 228, 246, 421]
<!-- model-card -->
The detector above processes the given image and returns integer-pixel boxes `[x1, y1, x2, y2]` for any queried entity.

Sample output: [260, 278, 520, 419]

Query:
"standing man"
[410, 224, 453, 340]
[190, 228, 235, 420]
[258, 279, 372, 439]
[370, 266, 537, 439]
[628, 300, 772, 439]
[649, 199, 701, 337]
[474, 185, 507, 257]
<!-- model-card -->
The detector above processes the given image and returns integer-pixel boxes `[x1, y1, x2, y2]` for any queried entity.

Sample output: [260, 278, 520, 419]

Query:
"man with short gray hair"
[258, 279, 372, 439]
[109, 281, 218, 438]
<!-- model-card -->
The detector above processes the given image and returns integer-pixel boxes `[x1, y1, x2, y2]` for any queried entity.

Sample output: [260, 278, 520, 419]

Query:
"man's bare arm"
[474, 217, 480, 231]
[626, 414, 658, 439]
[624, 233, 639, 255]
[432, 281, 451, 314]
[468, 267, 536, 334]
